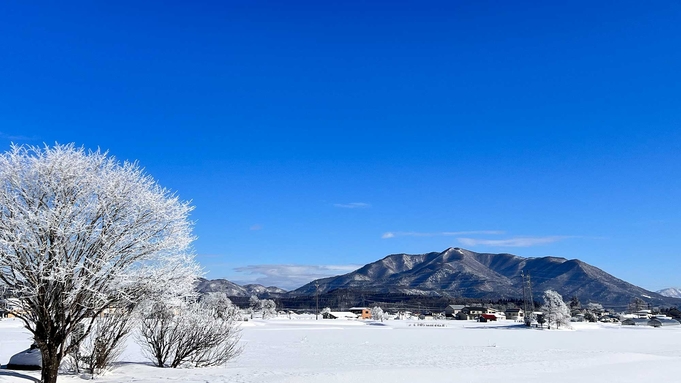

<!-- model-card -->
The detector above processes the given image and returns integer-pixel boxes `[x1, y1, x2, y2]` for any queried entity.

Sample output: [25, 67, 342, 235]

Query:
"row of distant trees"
[0, 145, 242, 383]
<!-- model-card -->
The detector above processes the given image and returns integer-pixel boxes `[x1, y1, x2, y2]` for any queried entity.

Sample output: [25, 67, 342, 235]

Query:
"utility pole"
[548, 298, 552, 329]
[315, 281, 319, 320]
[521, 271, 535, 326]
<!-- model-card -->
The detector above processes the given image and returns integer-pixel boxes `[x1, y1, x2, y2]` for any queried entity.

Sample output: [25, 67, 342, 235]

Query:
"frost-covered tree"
[261, 299, 276, 319]
[371, 306, 384, 321]
[585, 302, 603, 319]
[202, 293, 240, 320]
[249, 295, 260, 319]
[541, 290, 571, 329]
[0, 144, 198, 383]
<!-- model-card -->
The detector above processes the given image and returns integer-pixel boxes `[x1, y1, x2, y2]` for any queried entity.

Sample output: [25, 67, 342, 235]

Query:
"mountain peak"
[657, 287, 681, 298]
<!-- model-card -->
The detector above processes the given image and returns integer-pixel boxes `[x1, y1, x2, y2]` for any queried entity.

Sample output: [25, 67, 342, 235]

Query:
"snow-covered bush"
[0, 144, 199, 383]
[76, 307, 135, 376]
[541, 290, 571, 329]
[137, 298, 242, 368]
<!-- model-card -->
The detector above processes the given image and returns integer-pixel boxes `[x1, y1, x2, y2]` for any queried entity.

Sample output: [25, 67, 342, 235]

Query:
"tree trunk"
[40, 346, 61, 383]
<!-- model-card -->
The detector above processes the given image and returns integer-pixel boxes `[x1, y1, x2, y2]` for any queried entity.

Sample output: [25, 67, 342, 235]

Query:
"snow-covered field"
[2, 317, 681, 383]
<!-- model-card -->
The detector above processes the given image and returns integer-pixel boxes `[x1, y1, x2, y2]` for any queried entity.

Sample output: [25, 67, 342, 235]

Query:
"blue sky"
[1, 1, 680, 291]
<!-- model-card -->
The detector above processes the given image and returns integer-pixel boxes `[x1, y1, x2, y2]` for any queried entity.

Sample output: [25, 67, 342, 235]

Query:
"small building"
[444, 305, 465, 318]
[349, 307, 371, 319]
[505, 308, 524, 322]
[456, 306, 487, 320]
[635, 310, 652, 319]
[479, 313, 497, 322]
[323, 311, 357, 320]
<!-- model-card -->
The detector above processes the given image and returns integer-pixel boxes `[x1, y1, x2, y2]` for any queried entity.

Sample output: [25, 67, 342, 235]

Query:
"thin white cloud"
[0, 132, 38, 141]
[250, 224, 263, 231]
[382, 230, 504, 239]
[334, 202, 371, 209]
[231, 264, 361, 290]
[457, 236, 567, 247]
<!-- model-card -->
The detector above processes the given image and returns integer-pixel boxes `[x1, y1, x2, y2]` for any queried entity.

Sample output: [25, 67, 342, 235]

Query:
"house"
[505, 308, 524, 322]
[599, 314, 619, 323]
[349, 307, 371, 319]
[456, 306, 487, 320]
[635, 310, 652, 319]
[478, 313, 497, 322]
[444, 305, 465, 318]
[322, 311, 357, 320]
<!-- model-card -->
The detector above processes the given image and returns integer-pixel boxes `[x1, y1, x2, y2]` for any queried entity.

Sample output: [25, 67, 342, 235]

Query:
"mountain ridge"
[289, 248, 679, 308]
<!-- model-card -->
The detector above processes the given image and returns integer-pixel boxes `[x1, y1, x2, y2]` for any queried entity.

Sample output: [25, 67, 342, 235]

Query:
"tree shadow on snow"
[0, 368, 40, 383]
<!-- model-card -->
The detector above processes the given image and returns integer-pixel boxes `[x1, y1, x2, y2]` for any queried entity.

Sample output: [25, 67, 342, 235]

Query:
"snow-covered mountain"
[657, 287, 681, 298]
[290, 248, 678, 308]
[194, 278, 287, 298]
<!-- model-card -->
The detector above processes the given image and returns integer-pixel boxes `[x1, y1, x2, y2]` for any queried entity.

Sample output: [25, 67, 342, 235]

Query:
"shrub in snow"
[0, 144, 199, 383]
[541, 290, 571, 329]
[137, 298, 242, 368]
[74, 307, 135, 376]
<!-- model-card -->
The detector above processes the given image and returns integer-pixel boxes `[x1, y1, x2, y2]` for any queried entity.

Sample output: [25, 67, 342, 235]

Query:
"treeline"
[228, 289, 528, 313]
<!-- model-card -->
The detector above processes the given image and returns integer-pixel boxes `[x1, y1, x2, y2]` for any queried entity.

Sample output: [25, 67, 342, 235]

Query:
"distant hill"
[289, 248, 679, 308]
[657, 287, 681, 299]
[195, 278, 287, 298]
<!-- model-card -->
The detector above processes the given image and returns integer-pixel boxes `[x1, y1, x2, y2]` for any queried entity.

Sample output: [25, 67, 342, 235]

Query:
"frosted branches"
[0, 144, 200, 383]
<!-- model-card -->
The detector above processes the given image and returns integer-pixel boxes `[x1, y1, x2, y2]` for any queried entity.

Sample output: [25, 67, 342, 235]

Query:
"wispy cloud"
[0, 132, 39, 141]
[382, 230, 504, 239]
[249, 224, 263, 231]
[334, 202, 371, 209]
[231, 264, 361, 290]
[457, 236, 567, 247]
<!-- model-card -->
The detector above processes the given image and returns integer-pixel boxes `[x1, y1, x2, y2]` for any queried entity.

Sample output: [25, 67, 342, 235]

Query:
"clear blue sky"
[2, 1, 680, 290]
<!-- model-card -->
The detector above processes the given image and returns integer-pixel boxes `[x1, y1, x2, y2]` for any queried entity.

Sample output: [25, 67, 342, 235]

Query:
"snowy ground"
[2, 316, 681, 383]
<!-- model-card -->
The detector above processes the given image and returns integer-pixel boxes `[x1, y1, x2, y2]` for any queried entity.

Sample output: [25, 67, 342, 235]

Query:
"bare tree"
[0, 144, 198, 383]
[137, 298, 242, 368]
